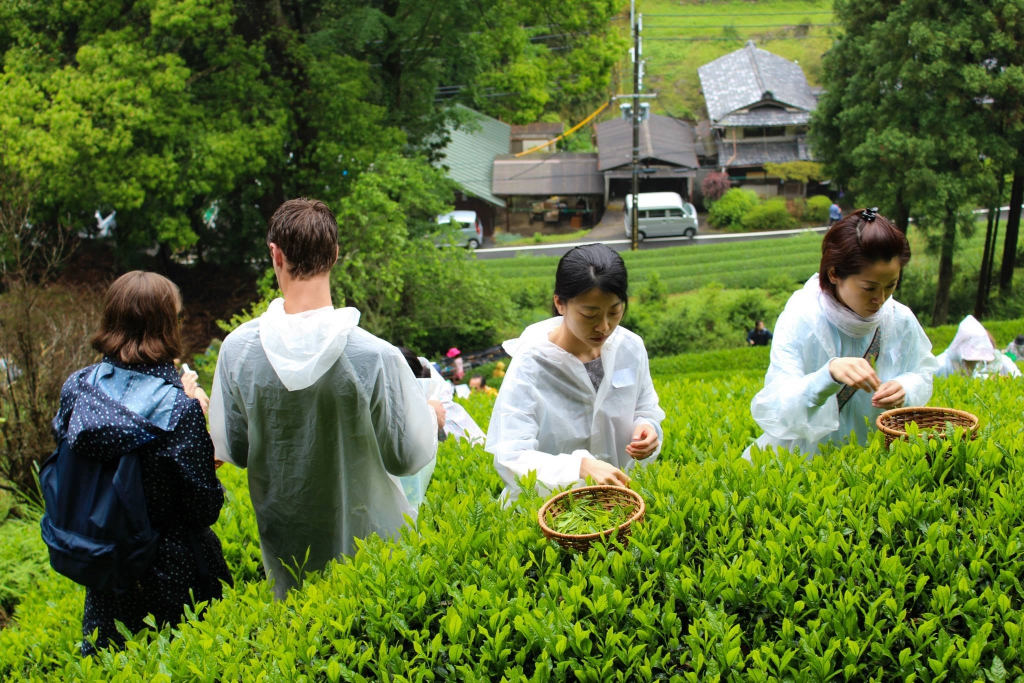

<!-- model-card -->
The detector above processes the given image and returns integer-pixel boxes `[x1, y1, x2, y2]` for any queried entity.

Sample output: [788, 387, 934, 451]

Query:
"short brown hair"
[91, 271, 184, 365]
[819, 208, 911, 294]
[266, 198, 339, 279]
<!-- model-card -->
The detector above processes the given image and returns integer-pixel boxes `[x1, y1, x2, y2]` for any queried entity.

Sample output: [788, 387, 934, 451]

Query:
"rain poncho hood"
[54, 361, 188, 460]
[935, 315, 1021, 378]
[210, 304, 438, 599]
[749, 275, 938, 458]
[259, 298, 361, 391]
[487, 317, 665, 502]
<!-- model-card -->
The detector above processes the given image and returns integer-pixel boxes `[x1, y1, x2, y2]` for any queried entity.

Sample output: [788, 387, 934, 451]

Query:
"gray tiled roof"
[715, 135, 815, 167]
[511, 122, 565, 139]
[595, 114, 699, 171]
[698, 41, 818, 123]
[718, 108, 812, 128]
[492, 153, 603, 196]
[437, 105, 510, 207]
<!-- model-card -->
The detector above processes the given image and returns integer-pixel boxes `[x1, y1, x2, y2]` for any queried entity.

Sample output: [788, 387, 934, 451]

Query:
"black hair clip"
[861, 207, 878, 222]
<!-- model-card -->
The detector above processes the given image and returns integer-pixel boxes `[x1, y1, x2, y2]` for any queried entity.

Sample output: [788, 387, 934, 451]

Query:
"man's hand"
[829, 358, 881, 393]
[626, 423, 659, 460]
[872, 381, 905, 409]
[579, 458, 630, 487]
[428, 400, 446, 431]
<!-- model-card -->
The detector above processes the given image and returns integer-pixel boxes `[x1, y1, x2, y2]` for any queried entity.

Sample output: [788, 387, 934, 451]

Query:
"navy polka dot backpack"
[40, 363, 181, 592]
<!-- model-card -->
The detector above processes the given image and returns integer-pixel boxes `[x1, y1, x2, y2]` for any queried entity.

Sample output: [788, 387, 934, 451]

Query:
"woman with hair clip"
[487, 244, 665, 502]
[747, 208, 939, 459]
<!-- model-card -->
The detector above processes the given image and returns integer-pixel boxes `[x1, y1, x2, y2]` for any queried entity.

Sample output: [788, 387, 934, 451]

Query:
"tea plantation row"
[2, 364, 1024, 680]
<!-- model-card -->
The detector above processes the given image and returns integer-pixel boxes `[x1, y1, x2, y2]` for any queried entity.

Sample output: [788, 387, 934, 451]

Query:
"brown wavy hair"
[91, 271, 183, 365]
[819, 208, 911, 294]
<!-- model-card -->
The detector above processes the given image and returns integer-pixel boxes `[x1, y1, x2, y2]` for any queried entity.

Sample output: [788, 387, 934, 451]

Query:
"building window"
[742, 127, 786, 138]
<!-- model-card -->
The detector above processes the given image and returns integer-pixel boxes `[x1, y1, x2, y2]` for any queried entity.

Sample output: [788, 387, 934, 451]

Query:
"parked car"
[624, 192, 698, 241]
[435, 210, 483, 249]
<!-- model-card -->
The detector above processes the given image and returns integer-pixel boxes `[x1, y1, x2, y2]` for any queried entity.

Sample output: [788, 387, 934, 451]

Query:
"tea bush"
[3, 367, 1024, 680]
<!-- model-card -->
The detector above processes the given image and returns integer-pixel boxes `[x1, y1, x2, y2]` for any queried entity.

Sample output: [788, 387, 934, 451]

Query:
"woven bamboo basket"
[876, 407, 979, 447]
[538, 485, 645, 552]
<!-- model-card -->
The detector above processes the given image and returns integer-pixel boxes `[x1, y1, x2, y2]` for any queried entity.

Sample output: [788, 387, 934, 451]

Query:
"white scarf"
[805, 275, 887, 339]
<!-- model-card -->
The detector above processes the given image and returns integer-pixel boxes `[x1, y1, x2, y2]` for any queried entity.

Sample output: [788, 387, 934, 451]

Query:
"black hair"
[552, 244, 628, 314]
[470, 374, 487, 387]
[399, 346, 430, 378]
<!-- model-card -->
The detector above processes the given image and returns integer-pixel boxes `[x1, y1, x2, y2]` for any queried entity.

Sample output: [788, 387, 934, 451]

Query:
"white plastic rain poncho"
[748, 275, 938, 459]
[209, 299, 438, 599]
[391, 359, 486, 508]
[935, 315, 1021, 379]
[486, 317, 665, 502]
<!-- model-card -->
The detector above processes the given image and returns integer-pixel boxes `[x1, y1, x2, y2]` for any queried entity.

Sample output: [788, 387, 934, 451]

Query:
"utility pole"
[630, 12, 641, 251]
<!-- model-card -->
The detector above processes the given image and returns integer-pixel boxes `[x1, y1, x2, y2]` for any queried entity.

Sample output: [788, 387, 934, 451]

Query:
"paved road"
[474, 226, 830, 261]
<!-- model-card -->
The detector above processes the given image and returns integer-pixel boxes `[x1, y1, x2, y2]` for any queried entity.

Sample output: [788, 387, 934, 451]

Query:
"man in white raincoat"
[209, 199, 444, 599]
[935, 315, 1021, 379]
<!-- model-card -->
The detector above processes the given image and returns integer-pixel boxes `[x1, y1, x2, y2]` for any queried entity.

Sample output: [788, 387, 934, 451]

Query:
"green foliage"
[0, 513, 49, 622]
[708, 188, 759, 230]
[636, 272, 667, 307]
[740, 198, 796, 232]
[806, 195, 832, 223]
[763, 161, 825, 184]
[4, 364, 1024, 680]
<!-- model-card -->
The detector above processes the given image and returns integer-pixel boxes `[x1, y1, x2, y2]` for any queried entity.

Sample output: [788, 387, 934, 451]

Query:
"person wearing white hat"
[935, 315, 1021, 379]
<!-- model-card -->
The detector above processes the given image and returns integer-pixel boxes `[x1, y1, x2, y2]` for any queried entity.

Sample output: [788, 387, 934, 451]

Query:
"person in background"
[446, 347, 465, 382]
[935, 315, 1021, 379]
[209, 199, 444, 600]
[748, 208, 938, 459]
[487, 244, 664, 501]
[828, 201, 842, 227]
[53, 271, 230, 655]
[400, 347, 485, 444]
[747, 320, 773, 347]
[1003, 334, 1024, 362]
[468, 374, 498, 397]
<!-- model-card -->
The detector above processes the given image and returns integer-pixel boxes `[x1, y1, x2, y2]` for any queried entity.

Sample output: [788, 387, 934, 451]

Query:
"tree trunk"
[975, 206, 996, 318]
[999, 166, 1024, 294]
[892, 190, 911, 234]
[931, 206, 957, 326]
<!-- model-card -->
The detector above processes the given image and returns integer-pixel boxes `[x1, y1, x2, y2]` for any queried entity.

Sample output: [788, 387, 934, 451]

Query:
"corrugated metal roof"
[715, 136, 815, 167]
[437, 105, 510, 207]
[698, 41, 818, 123]
[718, 108, 812, 127]
[492, 153, 603, 196]
[595, 114, 699, 171]
[511, 122, 565, 139]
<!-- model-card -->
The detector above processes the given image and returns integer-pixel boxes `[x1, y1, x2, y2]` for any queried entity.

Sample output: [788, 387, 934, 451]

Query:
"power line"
[645, 23, 839, 29]
[645, 35, 829, 42]
[644, 12, 834, 17]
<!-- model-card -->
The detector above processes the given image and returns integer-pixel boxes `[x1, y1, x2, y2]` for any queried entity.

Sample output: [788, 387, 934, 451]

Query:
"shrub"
[785, 197, 806, 220]
[740, 198, 796, 232]
[708, 188, 759, 229]
[700, 172, 732, 206]
[806, 195, 832, 223]
[3, 371, 1024, 680]
[637, 272, 667, 307]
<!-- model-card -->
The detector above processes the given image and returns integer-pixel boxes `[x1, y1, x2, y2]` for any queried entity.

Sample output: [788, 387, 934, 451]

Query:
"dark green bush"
[806, 195, 832, 223]
[741, 198, 796, 232]
[708, 188, 759, 230]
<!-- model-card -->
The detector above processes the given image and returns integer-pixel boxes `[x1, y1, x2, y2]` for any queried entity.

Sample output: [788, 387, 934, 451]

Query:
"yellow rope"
[513, 101, 611, 157]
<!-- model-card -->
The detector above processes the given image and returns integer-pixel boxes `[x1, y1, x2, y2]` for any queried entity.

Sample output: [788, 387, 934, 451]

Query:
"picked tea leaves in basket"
[538, 485, 645, 552]
[876, 406, 979, 447]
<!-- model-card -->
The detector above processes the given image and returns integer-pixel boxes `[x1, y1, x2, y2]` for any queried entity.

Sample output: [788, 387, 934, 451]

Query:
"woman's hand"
[626, 423, 659, 460]
[579, 458, 630, 487]
[195, 387, 210, 416]
[872, 381, 905, 409]
[182, 370, 200, 399]
[829, 358, 881, 393]
[428, 400, 446, 431]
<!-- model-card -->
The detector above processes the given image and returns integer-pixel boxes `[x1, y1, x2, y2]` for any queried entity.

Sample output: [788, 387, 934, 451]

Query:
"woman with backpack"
[47, 271, 231, 655]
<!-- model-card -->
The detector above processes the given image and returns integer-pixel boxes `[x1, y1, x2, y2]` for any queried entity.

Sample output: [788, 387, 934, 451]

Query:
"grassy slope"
[625, 0, 835, 119]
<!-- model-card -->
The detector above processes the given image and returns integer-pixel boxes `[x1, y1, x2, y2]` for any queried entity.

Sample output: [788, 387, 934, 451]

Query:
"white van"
[435, 210, 482, 249]
[624, 192, 698, 241]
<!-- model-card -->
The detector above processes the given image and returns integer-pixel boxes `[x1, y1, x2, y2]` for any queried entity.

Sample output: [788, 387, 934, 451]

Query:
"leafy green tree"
[811, 0, 1005, 324]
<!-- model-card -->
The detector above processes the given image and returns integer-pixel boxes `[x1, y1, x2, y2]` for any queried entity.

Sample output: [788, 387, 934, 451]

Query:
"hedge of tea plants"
[2, 370, 1024, 680]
